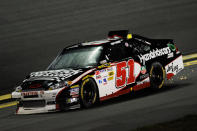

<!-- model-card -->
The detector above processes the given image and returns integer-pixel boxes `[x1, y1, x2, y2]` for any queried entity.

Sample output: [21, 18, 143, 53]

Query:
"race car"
[12, 30, 184, 114]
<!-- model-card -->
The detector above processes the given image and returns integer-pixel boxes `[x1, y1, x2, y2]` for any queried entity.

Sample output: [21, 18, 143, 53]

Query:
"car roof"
[64, 38, 122, 50]
[63, 33, 152, 50]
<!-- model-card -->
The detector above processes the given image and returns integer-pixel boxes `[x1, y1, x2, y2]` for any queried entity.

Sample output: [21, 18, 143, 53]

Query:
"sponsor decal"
[108, 76, 114, 81]
[167, 43, 176, 51]
[106, 67, 113, 71]
[141, 66, 147, 74]
[22, 91, 38, 96]
[138, 47, 171, 64]
[103, 75, 108, 78]
[167, 52, 174, 58]
[96, 75, 101, 79]
[140, 73, 149, 79]
[71, 94, 79, 98]
[103, 78, 107, 85]
[98, 63, 111, 69]
[165, 55, 184, 77]
[95, 71, 100, 75]
[166, 63, 179, 74]
[70, 88, 79, 96]
[30, 69, 82, 81]
[116, 59, 136, 88]
[100, 69, 107, 73]
[108, 71, 114, 77]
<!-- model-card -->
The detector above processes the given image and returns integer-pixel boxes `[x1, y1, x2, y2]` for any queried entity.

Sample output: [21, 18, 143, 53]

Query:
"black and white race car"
[12, 30, 184, 114]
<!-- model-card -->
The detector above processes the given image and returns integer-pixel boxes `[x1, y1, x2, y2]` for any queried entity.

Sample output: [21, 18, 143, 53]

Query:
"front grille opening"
[22, 100, 46, 108]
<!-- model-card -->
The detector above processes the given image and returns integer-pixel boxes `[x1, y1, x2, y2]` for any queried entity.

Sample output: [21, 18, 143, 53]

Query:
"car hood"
[28, 69, 85, 82]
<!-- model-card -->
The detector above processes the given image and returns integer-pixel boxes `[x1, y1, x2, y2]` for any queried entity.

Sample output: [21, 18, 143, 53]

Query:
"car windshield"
[48, 46, 103, 70]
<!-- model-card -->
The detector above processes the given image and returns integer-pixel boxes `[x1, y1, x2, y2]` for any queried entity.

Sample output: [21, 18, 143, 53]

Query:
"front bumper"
[12, 89, 61, 114]
[12, 88, 80, 114]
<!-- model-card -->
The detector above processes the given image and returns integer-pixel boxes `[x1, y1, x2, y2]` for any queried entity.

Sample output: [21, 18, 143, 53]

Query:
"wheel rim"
[150, 65, 165, 88]
[82, 81, 96, 105]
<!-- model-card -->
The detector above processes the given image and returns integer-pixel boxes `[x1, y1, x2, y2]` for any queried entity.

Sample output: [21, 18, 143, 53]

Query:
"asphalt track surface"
[0, 0, 197, 130]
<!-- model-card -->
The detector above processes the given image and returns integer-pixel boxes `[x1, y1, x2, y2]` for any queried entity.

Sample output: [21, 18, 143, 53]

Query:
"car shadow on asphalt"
[93, 82, 193, 109]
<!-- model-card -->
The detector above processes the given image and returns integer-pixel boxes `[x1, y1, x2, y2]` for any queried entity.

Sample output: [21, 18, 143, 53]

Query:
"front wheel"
[149, 62, 166, 89]
[80, 78, 99, 108]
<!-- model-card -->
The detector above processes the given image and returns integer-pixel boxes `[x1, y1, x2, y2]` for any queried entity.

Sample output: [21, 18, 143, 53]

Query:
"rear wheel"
[80, 78, 99, 108]
[149, 62, 165, 89]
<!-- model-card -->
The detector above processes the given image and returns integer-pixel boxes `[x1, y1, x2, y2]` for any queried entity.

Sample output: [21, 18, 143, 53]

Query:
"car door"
[97, 41, 141, 99]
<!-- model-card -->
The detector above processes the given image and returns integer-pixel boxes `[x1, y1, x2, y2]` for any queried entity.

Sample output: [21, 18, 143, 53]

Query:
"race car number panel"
[116, 59, 141, 88]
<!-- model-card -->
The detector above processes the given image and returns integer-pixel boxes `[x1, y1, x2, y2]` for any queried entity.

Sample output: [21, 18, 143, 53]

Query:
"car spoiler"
[108, 30, 130, 39]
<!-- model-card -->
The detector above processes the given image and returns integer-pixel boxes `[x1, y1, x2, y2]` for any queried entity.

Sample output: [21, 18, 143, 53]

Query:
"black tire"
[80, 78, 99, 108]
[149, 62, 166, 89]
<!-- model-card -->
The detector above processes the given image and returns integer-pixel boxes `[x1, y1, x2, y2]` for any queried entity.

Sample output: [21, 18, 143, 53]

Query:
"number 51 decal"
[116, 59, 135, 88]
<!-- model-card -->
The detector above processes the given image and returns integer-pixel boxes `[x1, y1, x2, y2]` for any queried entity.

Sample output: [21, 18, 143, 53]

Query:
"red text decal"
[116, 59, 135, 88]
